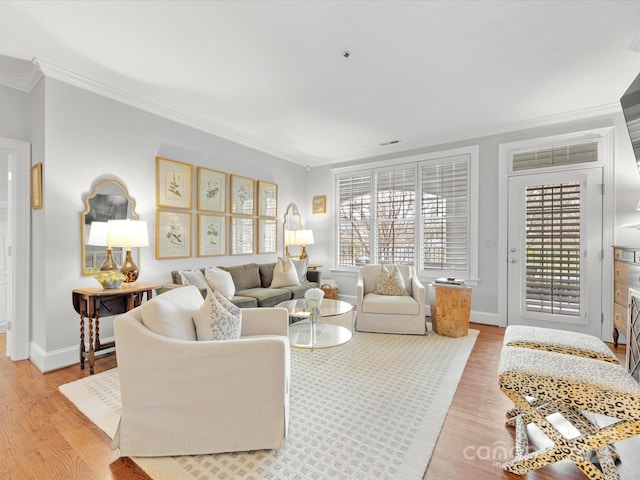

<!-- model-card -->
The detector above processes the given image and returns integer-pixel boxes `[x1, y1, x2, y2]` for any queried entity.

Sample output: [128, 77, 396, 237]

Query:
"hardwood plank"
[1, 326, 638, 480]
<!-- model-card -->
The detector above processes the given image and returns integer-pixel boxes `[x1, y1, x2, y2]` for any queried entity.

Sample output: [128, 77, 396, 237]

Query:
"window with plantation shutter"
[376, 167, 416, 264]
[525, 182, 581, 316]
[334, 146, 476, 277]
[337, 172, 371, 266]
[420, 158, 469, 272]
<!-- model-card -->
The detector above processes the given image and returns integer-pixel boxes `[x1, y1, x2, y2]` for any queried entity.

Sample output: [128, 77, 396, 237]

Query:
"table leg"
[613, 327, 619, 348]
[79, 314, 86, 370]
[88, 315, 95, 375]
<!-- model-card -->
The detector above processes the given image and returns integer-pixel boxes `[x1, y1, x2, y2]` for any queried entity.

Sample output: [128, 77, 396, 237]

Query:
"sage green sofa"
[169, 262, 320, 308]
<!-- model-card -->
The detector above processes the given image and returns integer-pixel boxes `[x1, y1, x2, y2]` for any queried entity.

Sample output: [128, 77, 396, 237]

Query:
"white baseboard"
[29, 336, 115, 373]
[339, 295, 500, 327]
[0, 321, 6, 334]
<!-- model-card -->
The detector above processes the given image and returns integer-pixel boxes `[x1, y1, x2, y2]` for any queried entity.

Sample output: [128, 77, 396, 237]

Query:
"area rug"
[60, 329, 478, 480]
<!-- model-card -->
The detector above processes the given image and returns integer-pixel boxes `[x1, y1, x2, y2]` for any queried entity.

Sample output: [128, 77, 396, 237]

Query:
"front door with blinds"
[507, 168, 603, 336]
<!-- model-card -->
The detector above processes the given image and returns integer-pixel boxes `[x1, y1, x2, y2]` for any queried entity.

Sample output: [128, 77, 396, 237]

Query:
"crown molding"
[3, 59, 624, 169]
[35, 60, 306, 166]
[0, 58, 42, 92]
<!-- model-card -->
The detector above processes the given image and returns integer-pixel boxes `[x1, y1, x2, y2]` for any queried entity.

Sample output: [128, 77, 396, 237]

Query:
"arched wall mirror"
[283, 202, 303, 258]
[81, 178, 140, 275]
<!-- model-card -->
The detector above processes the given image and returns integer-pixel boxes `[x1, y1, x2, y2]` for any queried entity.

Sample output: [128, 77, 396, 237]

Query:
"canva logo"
[462, 440, 529, 463]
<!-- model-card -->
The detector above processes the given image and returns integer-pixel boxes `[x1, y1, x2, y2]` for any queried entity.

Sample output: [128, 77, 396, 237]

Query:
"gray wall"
[307, 110, 640, 326]
[2, 76, 640, 369]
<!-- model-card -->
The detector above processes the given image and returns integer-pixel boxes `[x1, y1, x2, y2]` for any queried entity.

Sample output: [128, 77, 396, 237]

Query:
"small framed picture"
[197, 213, 226, 257]
[156, 210, 192, 259]
[30, 162, 43, 210]
[156, 157, 193, 210]
[257, 180, 278, 217]
[197, 167, 227, 212]
[258, 218, 277, 254]
[230, 216, 255, 255]
[312, 195, 326, 214]
[230, 174, 255, 215]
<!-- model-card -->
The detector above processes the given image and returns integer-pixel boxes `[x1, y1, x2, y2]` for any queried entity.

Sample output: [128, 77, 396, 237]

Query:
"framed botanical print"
[230, 216, 255, 255]
[258, 218, 277, 254]
[197, 213, 226, 257]
[156, 157, 193, 210]
[197, 167, 227, 212]
[257, 180, 278, 217]
[156, 210, 192, 259]
[230, 174, 255, 215]
[30, 162, 43, 210]
[312, 195, 326, 214]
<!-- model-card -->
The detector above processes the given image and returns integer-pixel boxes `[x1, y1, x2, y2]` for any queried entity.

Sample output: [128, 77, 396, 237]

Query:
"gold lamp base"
[299, 246, 309, 260]
[120, 249, 139, 283]
[99, 247, 119, 271]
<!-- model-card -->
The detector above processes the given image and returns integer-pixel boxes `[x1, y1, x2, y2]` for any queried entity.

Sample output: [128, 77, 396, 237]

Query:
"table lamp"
[295, 229, 314, 260]
[87, 221, 118, 271]
[107, 219, 149, 283]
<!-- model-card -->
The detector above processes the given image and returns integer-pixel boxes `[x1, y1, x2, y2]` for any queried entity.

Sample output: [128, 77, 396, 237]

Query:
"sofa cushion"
[362, 293, 419, 315]
[285, 282, 319, 299]
[223, 263, 261, 290]
[231, 295, 259, 308]
[375, 264, 409, 296]
[139, 285, 200, 340]
[259, 263, 276, 288]
[237, 288, 291, 307]
[204, 266, 235, 299]
[271, 258, 301, 288]
[193, 291, 242, 341]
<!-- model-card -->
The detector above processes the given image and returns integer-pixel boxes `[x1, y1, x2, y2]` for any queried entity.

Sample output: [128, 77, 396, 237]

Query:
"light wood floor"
[1, 325, 638, 480]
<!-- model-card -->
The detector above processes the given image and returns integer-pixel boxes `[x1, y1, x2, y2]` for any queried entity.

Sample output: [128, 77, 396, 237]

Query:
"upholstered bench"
[498, 346, 640, 479]
[503, 325, 619, 364]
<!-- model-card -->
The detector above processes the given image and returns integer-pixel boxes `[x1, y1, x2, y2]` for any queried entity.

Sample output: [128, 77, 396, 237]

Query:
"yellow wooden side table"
[429, 283, 472, 337]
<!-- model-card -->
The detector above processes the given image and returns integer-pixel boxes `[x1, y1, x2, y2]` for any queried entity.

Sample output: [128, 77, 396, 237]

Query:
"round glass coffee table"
[277, 298, 354, 349]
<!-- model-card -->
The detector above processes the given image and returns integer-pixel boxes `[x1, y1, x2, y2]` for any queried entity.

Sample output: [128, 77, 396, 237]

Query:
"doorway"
[0, 137, 31, 360]
[506, 168, 603, 337]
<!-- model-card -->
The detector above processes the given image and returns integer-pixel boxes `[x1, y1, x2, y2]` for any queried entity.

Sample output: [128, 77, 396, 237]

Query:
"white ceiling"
[1, 0, 640, 167]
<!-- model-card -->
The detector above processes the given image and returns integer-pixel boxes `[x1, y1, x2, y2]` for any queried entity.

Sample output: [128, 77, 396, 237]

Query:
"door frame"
[0, 137, 30, 360]
[497, 127, 614, 338]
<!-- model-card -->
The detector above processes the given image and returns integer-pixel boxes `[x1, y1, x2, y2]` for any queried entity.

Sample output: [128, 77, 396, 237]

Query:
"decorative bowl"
[95, 271, 126, 289]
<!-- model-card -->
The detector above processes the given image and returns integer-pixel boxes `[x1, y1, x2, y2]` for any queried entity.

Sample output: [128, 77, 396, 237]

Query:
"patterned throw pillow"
[375, 265, 409, 296]
[270, 258, 301, 288]
[193, 292, 242, 341]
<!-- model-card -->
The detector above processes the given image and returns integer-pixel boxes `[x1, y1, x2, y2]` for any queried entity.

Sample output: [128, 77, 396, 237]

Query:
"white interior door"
[507, 167, 603, 337]
[0, 205, 7, 355]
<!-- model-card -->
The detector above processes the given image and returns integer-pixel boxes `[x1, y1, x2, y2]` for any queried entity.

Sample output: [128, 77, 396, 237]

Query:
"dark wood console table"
[72, 282, 160, 374]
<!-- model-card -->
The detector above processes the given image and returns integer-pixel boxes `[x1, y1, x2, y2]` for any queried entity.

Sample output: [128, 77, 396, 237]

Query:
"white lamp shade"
[87, 221, 109, 246]
[296, 229, 314, 246]
[107, 220, 149, 247]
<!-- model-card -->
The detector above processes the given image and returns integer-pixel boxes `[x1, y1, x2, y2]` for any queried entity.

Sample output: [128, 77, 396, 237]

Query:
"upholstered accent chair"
[356, 264, 427, 335]
[112, 285, 290, 457]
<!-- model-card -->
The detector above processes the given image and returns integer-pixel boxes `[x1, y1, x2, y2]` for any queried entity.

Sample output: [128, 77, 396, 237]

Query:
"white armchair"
[356, 264, 427, 335]
[112, 285, 290, 457]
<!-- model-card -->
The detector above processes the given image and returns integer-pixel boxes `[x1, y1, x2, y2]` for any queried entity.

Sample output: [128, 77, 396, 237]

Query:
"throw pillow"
[279, 257, 308, 284]
[204, 266, 236, 299]
[213, 290, 241, 317]
[270, 258, 301, 288]
[375, 264, 409, 296]
[193, 292, 242, 341]
[178, 268, 209, 290]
